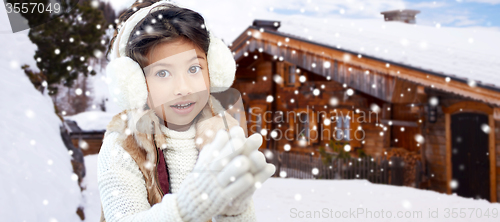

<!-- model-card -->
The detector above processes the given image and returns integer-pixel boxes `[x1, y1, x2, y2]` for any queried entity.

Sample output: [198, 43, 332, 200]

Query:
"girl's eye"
[155, 70, 171, 78]
[188, 65, 201, 74]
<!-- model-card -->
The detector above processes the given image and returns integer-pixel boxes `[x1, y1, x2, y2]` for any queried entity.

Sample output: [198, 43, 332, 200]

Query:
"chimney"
[252, 19, 281, 31]
[380, 9, 420, 24]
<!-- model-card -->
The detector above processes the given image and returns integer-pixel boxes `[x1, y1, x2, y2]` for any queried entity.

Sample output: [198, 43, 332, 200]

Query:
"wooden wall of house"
[233, 57, 388, 157]
[390, 103, 422, 152]
[422, 106, 447, 193]
[362, 123, 387, 157]
[495, 120, 500, 201]
[234, 60, 274, 149]
[71, 135, 103, 156]
[423, 93, 471, 193]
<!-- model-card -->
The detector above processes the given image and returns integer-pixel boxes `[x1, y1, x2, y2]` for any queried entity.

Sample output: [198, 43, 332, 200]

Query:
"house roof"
[230, 17, 500, 106]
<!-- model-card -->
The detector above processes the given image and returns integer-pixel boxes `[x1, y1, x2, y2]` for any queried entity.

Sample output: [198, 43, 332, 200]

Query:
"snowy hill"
[0, 5, 83, 222]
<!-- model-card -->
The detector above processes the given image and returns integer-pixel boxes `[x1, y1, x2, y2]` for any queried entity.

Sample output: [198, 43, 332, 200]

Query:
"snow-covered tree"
[17, 0, 109, 96]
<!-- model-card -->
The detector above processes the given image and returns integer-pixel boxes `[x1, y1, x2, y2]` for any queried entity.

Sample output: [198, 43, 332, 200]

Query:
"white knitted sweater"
[97, 123, 257, 222]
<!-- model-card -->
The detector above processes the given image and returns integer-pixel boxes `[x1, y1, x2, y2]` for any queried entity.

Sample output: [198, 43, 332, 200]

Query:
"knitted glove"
[216, 127, 276, 217]
[175, 129, 254, 222]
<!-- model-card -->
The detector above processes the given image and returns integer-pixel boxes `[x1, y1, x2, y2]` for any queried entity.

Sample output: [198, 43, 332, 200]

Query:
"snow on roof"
[275, 16, 500, 89]
[64, 111, 117, 132]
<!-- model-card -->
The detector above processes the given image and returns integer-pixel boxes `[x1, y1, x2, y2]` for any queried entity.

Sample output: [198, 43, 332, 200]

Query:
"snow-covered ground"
[83, 154, 500, 222]
[254, 178, 500, 221]
[81, 154, 101, 222]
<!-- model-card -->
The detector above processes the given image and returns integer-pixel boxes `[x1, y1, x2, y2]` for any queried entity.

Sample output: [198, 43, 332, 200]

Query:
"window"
[335, 116, 350, 141]
[297, 112, 309, 140]
[284, 64, 297, 87]
[288, 65, 296, 84]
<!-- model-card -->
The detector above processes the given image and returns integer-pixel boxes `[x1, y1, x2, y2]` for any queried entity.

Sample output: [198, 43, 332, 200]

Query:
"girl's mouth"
[170, 102, 196, 114]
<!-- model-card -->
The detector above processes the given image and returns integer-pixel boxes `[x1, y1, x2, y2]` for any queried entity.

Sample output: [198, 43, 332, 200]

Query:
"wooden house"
[64, 119, 105, 156]
[229, 19, 500, 202]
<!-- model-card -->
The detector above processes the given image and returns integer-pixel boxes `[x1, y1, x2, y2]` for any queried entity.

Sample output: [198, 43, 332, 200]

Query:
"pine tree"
[17, 0, 109, 96]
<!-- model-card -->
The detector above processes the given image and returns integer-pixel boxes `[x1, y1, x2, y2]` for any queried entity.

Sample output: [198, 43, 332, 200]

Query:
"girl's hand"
[216, 127, 276, 217]
[175, 129, 254, 222]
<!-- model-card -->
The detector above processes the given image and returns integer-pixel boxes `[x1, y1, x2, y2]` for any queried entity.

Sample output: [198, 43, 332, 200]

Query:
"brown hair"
[106, 0, 210, 68]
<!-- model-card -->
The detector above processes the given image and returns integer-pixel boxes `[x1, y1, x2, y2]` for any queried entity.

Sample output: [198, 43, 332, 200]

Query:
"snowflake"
[370, 103, 380, 113]
[283, 144, 291, 151]
[329, 97, 339, 106]
[481, 124, 491, 134]
[279, 171, 287, 178]
[429, 96, 439, 106]
[273, 74, 283, 84]
[25, 109, 35, 118]
[450, 179, 459, 189]
[79, 140, 89, 150]
[91, 0, 99, 8]
[312, 168, 319, 175]
[346, 88, 354, 96]
[415, 134, 425, 143]
[266, 95, 273, 103]
[299, 75, 306, 83]
[402, 200, 412, 209]
[260, 129, 268, 136]
[93, 49, 103, 59]
[344, 144, 351, 152]
[264, 150, 274, 159]
[312, 88, 320, 96]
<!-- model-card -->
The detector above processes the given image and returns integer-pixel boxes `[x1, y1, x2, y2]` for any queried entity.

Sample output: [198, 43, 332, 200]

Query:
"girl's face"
[143, 37, 210, 128]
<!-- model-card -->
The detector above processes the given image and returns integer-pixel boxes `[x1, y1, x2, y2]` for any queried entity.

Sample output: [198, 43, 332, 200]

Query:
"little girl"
[97, 0, 275, 221]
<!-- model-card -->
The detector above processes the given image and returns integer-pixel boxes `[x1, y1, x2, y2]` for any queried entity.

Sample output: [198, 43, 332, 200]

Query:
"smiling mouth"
[170, 102, 195, 109]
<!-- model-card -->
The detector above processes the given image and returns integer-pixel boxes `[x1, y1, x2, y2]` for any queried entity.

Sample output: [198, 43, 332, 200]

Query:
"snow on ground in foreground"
[83, 153, 500, 222]
[81, 154, 101, 222]
[254, 178, 500, 221]
[64, 111, 117, 131]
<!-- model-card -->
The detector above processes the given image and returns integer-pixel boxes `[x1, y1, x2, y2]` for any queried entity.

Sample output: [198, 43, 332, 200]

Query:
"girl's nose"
[173, 74, 192, 96]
